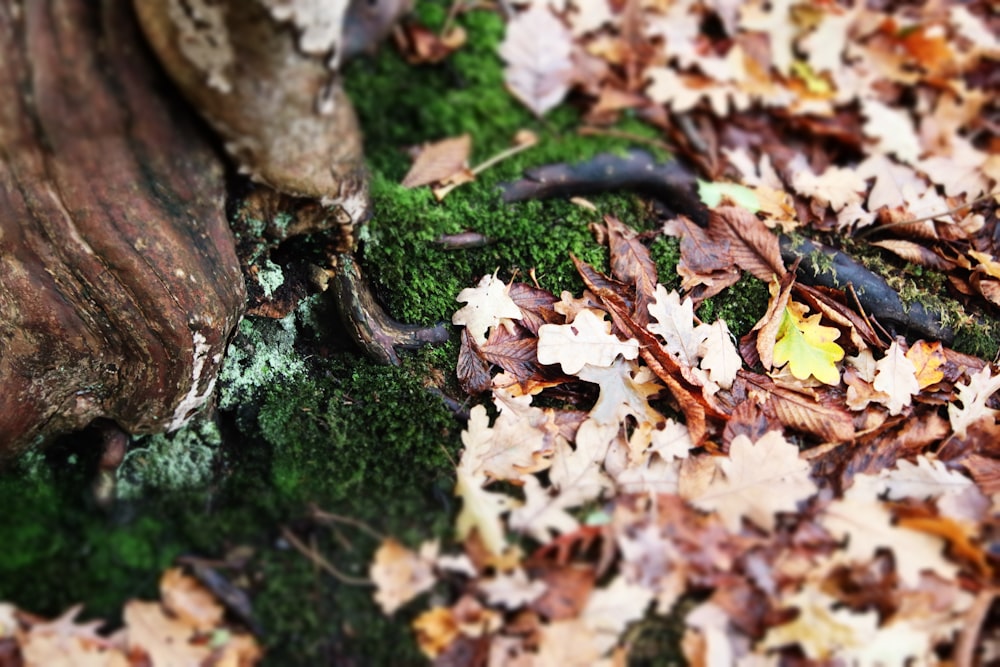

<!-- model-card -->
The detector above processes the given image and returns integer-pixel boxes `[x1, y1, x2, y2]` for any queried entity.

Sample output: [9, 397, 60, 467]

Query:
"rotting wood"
[0, 0, 245, 454]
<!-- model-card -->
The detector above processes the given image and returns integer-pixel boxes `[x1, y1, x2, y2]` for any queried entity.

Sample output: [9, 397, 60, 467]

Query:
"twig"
[470, 137, 538, 176]
[845, 283, 888, 343]
[280, 525, 372, 586]
[308, 504, 385, 541]
[854, 190, 999, 239]
[954, 587, 996, 667]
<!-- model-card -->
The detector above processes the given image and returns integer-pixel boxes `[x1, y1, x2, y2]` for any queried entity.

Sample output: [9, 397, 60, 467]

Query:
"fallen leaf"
[159, 567, 224, 634]
[698, 319, 741, 391]
[906, 340, 946, 389]
[872, 340, 919, 416]
[537, 308, 639, 375]
[772, 300, 844, 385]
[948, 366, 1000, 439]
[499, 5, 574, 117]
[401, 134, 473, 189]
[123, 600, 212, 666]
[477, 568, 547, 610]
[370, 538, 439, 615]
[683, 430, 817, 532]
[820, 475, 957, 585]
[454, 469, 520, 556]
[453, 272, 523, 346]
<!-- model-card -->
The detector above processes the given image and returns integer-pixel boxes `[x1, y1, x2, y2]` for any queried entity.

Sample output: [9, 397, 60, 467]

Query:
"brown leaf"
[123, 601, 211, 666]
[747, 272, 795, 371]
[401, 134, 472, 188]
[159, 568, 223, 633]
[721, 399, 782, 450]
[507, 282, 560, 335]
[811, 410, 949, 491]
[869, 239, 958, 272]
[709, 206, 786, 282]
[526, 563, 596, 621]
[740, 371, 854, 443]
[394, 22, 466, 64]
[480, 326, 538, 384]
[971, 274, 1000, 309]
[665, 217, 740, 302]
[457, 328, 492, 395]
[606, 215, 658, 324]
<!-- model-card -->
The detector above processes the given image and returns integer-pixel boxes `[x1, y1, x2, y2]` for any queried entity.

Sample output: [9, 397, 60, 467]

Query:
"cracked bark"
[0, 0, 245, 454]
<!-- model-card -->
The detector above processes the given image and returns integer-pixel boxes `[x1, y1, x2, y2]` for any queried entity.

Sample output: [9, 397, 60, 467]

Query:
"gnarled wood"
[0, 0, 245, 454]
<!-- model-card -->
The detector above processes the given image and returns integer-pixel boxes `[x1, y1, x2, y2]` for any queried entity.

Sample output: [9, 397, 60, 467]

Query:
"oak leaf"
[454, 469, 520, 556]
[906, 340, 946, 389]
[820, 475, 957, 585]
[878, 456, 989, 523]
[123, 601, 212, 666]
[499, 5, 574, 117]
[509, 469, 592, 543]
[872, 340, 919, 415]
[453, 272, 523, 345]
[537, 308, 639, 375]
[576, 357, 663, 426]
[761, 586, 879, 660]
[772, 301, 844, 385]
[698, 319, 741, 391]
[477, 568, 547, 610]
[683, 430, 817, 532]
[948, 365, 1000, 438]
[370, 538, 438, 615]
[761, 585, 934, 664]
[647, 286, 708, 367]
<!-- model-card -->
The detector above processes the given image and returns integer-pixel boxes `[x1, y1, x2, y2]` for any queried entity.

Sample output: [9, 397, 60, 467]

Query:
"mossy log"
[0, 0, 245, 454]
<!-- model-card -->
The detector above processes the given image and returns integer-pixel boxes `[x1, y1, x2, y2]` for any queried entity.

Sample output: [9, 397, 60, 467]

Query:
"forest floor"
[1, 1, 997, 666]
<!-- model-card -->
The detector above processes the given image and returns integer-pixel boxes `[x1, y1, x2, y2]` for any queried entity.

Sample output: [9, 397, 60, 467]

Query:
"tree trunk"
[0, 0, 245, 454]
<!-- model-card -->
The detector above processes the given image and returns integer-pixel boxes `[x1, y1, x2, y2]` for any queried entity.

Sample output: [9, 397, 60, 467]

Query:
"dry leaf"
[453, 272, 523, 346]
[401, 134, 472, 188]
[371, 538, 439, 615]
[683, 430, 817, 532]
[537, 308, 639, 375]
[499, 5, 574, 117]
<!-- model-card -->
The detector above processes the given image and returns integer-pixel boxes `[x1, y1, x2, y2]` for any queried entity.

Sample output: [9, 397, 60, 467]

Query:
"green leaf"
[697, 180, 760, 211]
[772, 302, 844, 385]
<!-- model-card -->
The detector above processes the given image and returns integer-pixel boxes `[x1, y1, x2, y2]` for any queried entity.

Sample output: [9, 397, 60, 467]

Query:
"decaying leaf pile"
[374, 0, 999, 664]
[375, 211, 998, 664]
[0, 568, 260, 666]
[493, 0, 999, 301]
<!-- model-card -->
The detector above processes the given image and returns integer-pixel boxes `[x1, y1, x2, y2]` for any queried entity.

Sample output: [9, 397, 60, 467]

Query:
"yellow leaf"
[772, 301, 844, 385]
[905, 340, 946, 389]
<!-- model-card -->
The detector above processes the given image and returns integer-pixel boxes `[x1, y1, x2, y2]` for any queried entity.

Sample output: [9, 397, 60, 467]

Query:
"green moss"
[0, 4, 710, 665]
[697, 274, 771, 336]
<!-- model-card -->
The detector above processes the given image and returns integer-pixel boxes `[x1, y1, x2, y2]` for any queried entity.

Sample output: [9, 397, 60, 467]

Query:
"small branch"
[855, 190, 999, 239]
[308, 504, 385, 541]
[954, 587, 996, 667]
[280, 525, 373, 586]
[470, 135, 538, 176]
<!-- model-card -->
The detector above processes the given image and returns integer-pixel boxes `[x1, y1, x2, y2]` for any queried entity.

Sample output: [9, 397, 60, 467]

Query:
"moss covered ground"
[0, 7, 700, 664]
[1, 4, 995, 666]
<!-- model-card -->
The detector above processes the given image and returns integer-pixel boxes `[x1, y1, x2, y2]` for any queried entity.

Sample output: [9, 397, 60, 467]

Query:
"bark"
[0, 0, 245, 454]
